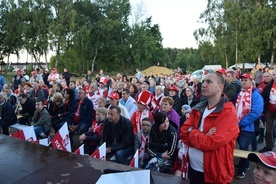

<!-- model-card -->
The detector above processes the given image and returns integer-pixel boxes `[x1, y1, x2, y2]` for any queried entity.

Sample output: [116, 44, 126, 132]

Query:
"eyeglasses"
[142, 124, 151, 127]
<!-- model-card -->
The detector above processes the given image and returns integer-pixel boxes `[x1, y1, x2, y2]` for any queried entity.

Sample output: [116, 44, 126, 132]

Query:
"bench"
[234, 149, 258, 159]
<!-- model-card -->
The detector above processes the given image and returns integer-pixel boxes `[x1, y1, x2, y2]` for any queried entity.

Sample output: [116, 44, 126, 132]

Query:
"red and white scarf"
[138, 134, 149, 166]
[236, 86, 252, 122]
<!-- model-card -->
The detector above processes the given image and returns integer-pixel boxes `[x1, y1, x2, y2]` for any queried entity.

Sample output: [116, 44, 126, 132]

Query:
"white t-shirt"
[189, 106, 216, 172]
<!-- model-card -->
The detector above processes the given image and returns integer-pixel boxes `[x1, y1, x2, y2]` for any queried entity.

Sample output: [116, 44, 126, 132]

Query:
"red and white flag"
[74, 144, 84, 155]
[33, 138, 48, 146]
[11, 126, 37, 142]
[129, 150, 139, 168]
[51, 123, 71, 152]
[90, 142, 106, 160]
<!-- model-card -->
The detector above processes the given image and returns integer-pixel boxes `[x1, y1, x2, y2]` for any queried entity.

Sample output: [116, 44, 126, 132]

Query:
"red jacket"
[180, 96, 239, 184]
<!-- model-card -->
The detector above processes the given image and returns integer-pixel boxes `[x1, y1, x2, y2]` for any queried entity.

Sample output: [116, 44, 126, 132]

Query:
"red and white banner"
[51, 123, 71, 152]
[33, 138, 48, 146]
[129, 150, 139, 168]
[90, 142, 106, 160]
[11, 126, 37, 142]
[74, 144, 84, 155]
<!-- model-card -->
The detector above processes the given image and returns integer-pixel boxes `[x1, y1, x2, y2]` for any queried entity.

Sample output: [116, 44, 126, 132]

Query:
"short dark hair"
[109, 105, 121, 114]
[36, 99, 44, 105]
[18, 93, 27, 99]
[122, 88, 130, 94]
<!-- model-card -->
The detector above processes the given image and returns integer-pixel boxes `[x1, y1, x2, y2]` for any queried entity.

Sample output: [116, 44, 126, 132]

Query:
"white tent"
[229, 63, 266, 69]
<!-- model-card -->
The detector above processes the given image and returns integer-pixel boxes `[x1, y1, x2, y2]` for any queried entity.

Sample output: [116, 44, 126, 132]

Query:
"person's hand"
[206, 127, 216, 135]
[161, 150, 171, 159]
[79, 134, 86, 142]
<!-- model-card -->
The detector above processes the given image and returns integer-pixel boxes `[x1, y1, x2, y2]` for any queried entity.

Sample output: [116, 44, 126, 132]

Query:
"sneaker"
[236, 172, 246, 179]
[259, 147, 272, 153]
[110, 155, 116, 161]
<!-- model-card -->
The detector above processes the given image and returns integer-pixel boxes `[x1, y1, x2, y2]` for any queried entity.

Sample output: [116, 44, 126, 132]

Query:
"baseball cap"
[248, 151, 276, 170]
[109, 92, 119, 100]
[216, 68, 227, 74]
[240, 73, 252, 80]
[168, 85, 179, 92]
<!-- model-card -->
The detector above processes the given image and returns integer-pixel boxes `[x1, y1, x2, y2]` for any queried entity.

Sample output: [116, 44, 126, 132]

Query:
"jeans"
[34, 126, 45, 139]
[237, 131, 256, 173]
[265, 110, 276, 149]
[114, 146, 134, 165]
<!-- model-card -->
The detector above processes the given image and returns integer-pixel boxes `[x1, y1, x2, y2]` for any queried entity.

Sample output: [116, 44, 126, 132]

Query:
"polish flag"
[51, 123, 71, 152]
[129, 150, 139, 168]
[11, 126, 37, 142]
[90, 142, 106, 160]
[33, 138, 49, 146]
[74, 144, 84, 155]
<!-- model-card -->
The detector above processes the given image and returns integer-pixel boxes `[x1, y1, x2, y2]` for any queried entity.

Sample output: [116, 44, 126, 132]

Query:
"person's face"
[272, 70, 276, 82]
[155, 88, 162, 96]
[117, 83, 123, 90]
[253, 162, 276, 184]
[226, 73, 234, 83]
[18, 97, 27, 104]
[129, 86, 134, 92]
[137, 103, 146, 111]
[109, 98, 117, 106]
[33, 82, 38, 89]
[141, 84, 148, 92]
[185, 88, 193, 97]
[96, 112, 106, 122]
[98, 100, 106, 108]
[181, 108, 187, 115]
[35, 102, 44, 111]
[241, 78, 252, 90]
[161, 100, 172, 113]
[78, 90, 86, 101]
[141, 120, 152, 133]
[136, 83, 141, 90]
[131, 78, 137, 84]
[63, 91, 69, 99]
[121, 91, 129, 101]
[168, 90, 176, 97]
[0, 94, 5, 104]
[69, 83, 75, 89]
[185, 113, 190, 119]
[159, 117, 169, 131]
[107, 108, 120, 123]
[262, 73, 272, 83]
[201, 73, 222, 97]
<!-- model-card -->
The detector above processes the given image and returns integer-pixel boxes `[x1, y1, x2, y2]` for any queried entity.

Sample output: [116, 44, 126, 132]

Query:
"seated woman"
[47, 92, 64, 132]
[53, 88, 75, 132]
[146, 112, 177, 174]
[79, 108, 107, 155]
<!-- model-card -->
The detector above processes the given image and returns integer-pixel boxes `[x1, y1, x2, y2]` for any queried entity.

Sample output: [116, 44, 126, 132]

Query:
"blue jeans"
[115, 146, 134, 165]
[34, 126, 45, 139]
[237, 131, 256, 173]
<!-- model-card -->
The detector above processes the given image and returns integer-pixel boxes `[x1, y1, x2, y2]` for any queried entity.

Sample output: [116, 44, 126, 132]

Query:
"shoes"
[259, 147, 272, 153]
[236, 172, 246, 179]
[110, 155, 116, 161]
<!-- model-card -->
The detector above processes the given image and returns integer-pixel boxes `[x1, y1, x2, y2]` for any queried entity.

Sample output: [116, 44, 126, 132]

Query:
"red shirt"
[268, 83, 276, 112]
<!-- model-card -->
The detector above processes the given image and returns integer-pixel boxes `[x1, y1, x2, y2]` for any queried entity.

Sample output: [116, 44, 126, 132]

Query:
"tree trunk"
[271, 50, 274, 67]
[235, 29, 238, 65]
[91, 47, 98, 75]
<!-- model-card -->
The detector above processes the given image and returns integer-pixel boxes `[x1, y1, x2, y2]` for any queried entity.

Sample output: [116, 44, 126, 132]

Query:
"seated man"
[101, 105, 134, 164]
[30, 99, 51, 139]
[67, 88, 94, 142]
[18, 94, 36, 125]
[0, 92, 17, 135]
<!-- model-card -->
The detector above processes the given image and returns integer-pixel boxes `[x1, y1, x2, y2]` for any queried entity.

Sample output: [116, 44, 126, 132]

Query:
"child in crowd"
[180, 105, 191, 127]
[248, 151, 276, 184]
[134, 117, 152, 168]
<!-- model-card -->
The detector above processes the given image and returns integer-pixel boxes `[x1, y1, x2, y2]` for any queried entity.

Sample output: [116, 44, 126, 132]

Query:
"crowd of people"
[0, 65, 275, 184]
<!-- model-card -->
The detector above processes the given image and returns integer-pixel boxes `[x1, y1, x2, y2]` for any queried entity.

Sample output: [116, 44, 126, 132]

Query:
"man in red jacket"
[181, 72, 240, 184]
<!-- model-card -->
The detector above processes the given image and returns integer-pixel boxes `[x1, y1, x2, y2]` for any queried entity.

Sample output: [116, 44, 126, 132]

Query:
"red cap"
[137, 91, 152, 108]
[52, 67, 57, 71]
[216, 68, 227, 74]
[248, 151, 276, 170]
[168, 85, 179, 92]
[240, 73, 252, 80]
[99, 77, 109, 85]
[109, 92, 119, 100]
[31, 71, 37, 75]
